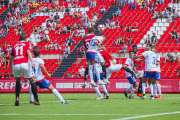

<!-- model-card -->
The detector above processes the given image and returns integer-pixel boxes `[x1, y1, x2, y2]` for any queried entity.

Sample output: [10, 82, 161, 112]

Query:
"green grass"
[0, 94, 180, 120]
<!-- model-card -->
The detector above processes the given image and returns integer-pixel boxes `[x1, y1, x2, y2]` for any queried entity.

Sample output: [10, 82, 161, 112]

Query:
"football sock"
[104, 85, 107, 96]
[101, 64, 106, 78]
[30, 85, 34, 102]
[93, 86, 102, 97]
[52, 89, 65, 103]
[15, 81, 21, 99]
[149, 85, 153, 96]
[31, 82, 39, 102]
[130, 88, 135, 97]
[137, 82, 142, 94]
[84, 67, 89, 83]
[157, 84, 162, 95]
[94, 64, 101, 82]
[88, 65, 94, 82]
[126, 85, 133, 93]
[142, 83, 146, 95]
[153, 84, 157, 95]
[101, 85, 109, 96]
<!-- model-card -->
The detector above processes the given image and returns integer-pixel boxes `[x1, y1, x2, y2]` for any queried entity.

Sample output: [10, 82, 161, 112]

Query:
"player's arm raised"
[40, 64, 51, 77]
[10, 55, 14, 79]
[94, 40, 105, 51]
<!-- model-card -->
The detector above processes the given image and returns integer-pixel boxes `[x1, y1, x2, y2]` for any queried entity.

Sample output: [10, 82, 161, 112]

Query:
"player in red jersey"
[132, 45, 144, 97]
[10, 32, 40, 106]
[99, 49, 135, 81]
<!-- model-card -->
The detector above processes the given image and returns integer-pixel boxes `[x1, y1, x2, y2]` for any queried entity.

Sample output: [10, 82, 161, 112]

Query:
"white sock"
[101, 85, 109, 96]
[93, 86, 102, 97]
[52, 89, 65, 103]
[126, 85, 133, 93]
[149, 85, 153, 96]
[30, 85, 34, 102]
[142, 83, 146, 95]
[88, 65, 94, 82]
[157, 84, 162, 95]
[153, 84, 157, 95]
[130, 88, 136, 97]
[94, 64, 101, 82]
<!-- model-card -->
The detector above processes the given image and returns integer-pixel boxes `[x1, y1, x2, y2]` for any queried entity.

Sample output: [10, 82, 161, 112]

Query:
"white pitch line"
[111, 111, 180, 120]
[0, 100, 73, 106]
[0, 113, 138, 116]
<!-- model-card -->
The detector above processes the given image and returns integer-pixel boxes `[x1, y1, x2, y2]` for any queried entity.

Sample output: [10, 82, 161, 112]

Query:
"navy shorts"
[36, 79, 51, 89]
[154, 72, 161, 80]
[127, 75, 136, 84]
[143, 72, 156, 79]
[86, 52, 98, 63]
[93, 73, 103, 82]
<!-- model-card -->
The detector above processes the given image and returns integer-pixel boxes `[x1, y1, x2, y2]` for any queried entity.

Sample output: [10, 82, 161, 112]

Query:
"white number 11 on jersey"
[15, 46, 23, 55]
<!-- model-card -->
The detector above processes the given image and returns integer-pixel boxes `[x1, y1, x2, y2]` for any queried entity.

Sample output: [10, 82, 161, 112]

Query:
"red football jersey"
[83, 34, 96, 50]
[11, 41, 31, 65]
[134, 52, 143, 71]
[99, 50, 112, 68]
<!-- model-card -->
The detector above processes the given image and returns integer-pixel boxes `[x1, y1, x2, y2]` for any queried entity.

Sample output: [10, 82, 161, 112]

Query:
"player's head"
[129, 50, 134, 58]
[20, 32, 27, 41]
[146, 44, 152, 51]
[33, 49, 40, 58]
[152, 46, 157, 52]
[88, 27, 96, 34]
[99, 33, 106, 40]
[132, 45, 137, 54]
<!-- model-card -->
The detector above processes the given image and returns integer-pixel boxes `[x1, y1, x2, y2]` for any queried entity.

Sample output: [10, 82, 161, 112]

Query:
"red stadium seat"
[162, 67, 168, 72]
[165, 72, 171, 77]
[47, 59, 52, 63]
[168, 67, 174, 71]
[172, 72, 177, 77]
[121, 58, 126, 63]
[52, 59, 58, 63]
[72, 63, 77, 68]
[166, 62, 171, 66]
[172, 62, 177, 67]
[54, 63, 59, 68]
[50, 68, 55, 73]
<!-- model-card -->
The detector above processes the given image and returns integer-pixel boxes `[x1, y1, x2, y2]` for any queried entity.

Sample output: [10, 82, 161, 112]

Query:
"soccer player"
[132, 45, 144, 97]
[86, 33, 107, 87]
[82, 28, 96, 89]
[151, 46, 163, 99]
[30, 49, 68, 104]
[99, 49, 135, 81]
[93, 63, 109, 100]
[133, 44, 157, 100]
[123, 50, 137, 99]
[10, 32, 40, 106]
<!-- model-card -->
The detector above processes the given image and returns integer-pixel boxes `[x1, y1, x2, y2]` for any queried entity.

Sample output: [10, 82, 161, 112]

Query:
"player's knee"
[133, 83, 137, 88]
[47, 84, 54, 91]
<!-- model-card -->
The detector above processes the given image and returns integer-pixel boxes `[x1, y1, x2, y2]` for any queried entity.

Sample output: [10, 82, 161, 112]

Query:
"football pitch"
[0, 93, 180, 120]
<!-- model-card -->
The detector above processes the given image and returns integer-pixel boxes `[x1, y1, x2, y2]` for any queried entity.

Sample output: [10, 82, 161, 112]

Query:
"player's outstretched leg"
[48, 84, 68, 104]
[15, 79, 21, 106]
[123, 85, 133, 98]
[94, 63, 106, 85]
[93, 86, 103, 100]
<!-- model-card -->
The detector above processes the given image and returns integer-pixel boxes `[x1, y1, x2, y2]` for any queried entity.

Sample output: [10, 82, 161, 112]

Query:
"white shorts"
[13, 63, 34, 78]
[97, 51, 104, 63]
[136, 70, 144, 79]
[106, 64, 122, 79]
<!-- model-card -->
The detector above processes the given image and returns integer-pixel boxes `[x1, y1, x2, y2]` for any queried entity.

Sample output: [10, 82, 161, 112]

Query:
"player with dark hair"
[30, 49, 68, 104]
[132, 45, 144, 97]
[10, 32, 40, 106]
[82, 28, 96, 88]
[123, 50, 137, 99]
[133, 44, 157, 100]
